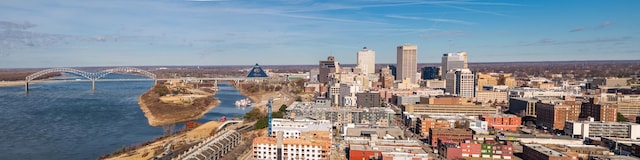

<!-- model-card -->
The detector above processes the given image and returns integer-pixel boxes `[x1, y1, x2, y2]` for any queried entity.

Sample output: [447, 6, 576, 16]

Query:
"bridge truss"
[25, 67, 157, 93]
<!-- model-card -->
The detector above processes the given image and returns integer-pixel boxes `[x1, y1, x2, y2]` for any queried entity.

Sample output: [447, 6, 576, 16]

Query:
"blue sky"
[0, 0, 638, 68]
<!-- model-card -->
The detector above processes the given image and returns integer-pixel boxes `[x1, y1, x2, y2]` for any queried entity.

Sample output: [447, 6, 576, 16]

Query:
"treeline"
[0, 69, 60, 81]
[243, 104, 288, 129]
[238, 82, 283, 93]
[469, 61, 640, 79]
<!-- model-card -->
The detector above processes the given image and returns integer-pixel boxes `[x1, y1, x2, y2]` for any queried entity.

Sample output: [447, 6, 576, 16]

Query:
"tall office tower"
[421, 66, 440, 80]
[445, 68, 476, 98]
[441, 51, 468, 75]
[319, 56, 338, 83]
[356, 47, 375, 74]
[396, 45, 418, 83]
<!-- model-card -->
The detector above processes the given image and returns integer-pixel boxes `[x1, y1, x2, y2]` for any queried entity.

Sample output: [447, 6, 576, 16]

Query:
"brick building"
[581, 97, 617, 122]
[429, 128, 472, 147]
[536, 101, 581, 131]
[417, 115, 452, 138]
[480, 114, 522, 131]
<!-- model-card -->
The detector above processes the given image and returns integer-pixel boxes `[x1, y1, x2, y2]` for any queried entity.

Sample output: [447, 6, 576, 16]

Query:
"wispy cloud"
[425, 18, 474, 25]
[384, 15, 422, 20]
[385, 15, 474, 25]
[596, 20, 613, 29]
[0, 21, 36, 30]
[569, 20, 614, 32]
[439, 4, 508, 17]
[420, 31, 465, 39]
[521, 36, 632, 46]
[569, 27, 586, 32]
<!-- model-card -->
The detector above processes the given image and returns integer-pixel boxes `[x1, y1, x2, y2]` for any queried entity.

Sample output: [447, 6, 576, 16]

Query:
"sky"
[0, 0, 638, 68]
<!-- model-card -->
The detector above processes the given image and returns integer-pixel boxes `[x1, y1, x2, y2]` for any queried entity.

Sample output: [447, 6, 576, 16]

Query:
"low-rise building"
[287, 102, 395, 128]
[252, 119, 332, 160]
[522, 144, 574, 160]
[565, 119, 640, 139]
[429, 128, 472, 147]
[417, 115, 454, 138]
[480, 114, 522, 131]
[348, 137, 429, 160]
[508, 97, 539, 117]
[437, 139, 513, 159]
[403, 104, 498, 116]
[476, 91, 508, 104]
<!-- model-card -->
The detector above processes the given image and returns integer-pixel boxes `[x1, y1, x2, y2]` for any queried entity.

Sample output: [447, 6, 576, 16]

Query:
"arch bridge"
[25, 67, 157, 93]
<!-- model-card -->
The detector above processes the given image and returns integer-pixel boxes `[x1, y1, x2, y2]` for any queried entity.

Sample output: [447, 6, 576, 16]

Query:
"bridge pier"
[92, 79, 95, 91]
[25, 82, 29, 94]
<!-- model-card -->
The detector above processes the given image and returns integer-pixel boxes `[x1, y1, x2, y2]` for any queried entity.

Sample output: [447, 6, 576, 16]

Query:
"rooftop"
[524, 144, 569, 157]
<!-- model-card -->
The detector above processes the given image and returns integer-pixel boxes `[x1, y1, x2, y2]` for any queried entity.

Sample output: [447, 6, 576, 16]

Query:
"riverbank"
[138, 84, 220, 126]
[105, 120, 225, 160]
[231, 81, 295, 112]
[0, 81, 24, 87]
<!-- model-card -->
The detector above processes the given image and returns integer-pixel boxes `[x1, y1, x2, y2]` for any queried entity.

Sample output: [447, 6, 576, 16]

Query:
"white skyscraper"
[356, 47, 375, 74]
[445, 68, 476, 98]
[396, 45, 418, 83]
[441, 51, 468, 75]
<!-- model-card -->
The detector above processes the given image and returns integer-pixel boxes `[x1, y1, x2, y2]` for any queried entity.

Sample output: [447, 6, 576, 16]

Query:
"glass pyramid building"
[247, 63, 268, 77]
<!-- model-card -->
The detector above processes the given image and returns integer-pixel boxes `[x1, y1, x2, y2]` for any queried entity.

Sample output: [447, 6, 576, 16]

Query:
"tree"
[617, 112, 629, 122]
[255, 117, 269, 129]
[279, 104, 288, 113]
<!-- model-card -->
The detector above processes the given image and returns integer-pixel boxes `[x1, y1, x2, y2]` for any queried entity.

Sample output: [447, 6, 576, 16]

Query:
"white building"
[357, 47, 376, 75]
[565, 119, 640, 140]
[253, 119, 332, 160]
[445, 68, 476, 99]
[270, 118, 332, 138]
[507, 87, 568, 98]
[396, 45, 418, 84]
[441, 51, 468, 74]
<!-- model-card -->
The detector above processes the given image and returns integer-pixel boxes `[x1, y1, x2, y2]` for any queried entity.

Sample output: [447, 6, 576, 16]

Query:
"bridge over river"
[24, 66, 272, 93]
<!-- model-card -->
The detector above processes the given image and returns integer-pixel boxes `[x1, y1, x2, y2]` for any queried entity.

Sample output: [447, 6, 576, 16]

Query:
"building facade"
[396, 45, 418, 83]
[429, 128, 472, 147]
[535, 101, 581, 131]
[357, 47, 376, 75]
[441, 51, 468, 74]
[421, 66, 440, 80]
[318, 56, 338, 84]
[565, 120, 640, 139]
[356, 91, 381, 108]
[445, 68, 476, 99]
[481, 114, 522, 131]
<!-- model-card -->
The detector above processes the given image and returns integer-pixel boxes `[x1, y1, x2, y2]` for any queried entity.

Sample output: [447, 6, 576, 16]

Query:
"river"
[0, 74, 253, 160]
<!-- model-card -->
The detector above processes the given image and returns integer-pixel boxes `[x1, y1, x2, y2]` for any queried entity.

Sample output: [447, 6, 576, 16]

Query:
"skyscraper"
[441, 51, 468, 74]
[356, 47, 375, 74]
[396, 45, 417, 83]
[445, 68, 476, 98]
[421, 66, 440, 80]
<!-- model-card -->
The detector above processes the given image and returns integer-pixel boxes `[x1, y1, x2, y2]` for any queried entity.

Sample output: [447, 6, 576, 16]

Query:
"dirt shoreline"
[138, 96, 219, 126]
[138, 84, 221, 126]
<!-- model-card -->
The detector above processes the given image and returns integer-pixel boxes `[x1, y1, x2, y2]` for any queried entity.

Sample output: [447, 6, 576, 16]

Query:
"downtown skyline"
[1, 0, 638, 68]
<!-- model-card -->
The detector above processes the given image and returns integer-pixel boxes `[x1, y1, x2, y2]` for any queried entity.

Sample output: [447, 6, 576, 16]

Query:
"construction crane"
[267, 98, 273, 137]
